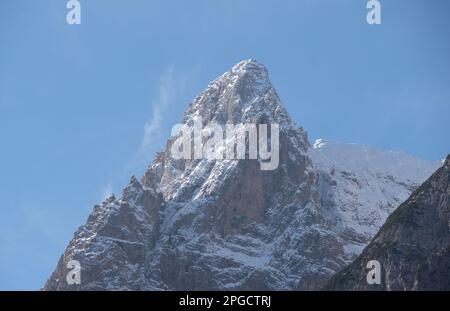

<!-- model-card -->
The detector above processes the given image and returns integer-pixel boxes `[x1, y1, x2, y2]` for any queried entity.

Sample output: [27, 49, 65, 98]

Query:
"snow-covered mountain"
[44, 60, 440, 290]
[325, 155, 450, 290]
[309, 139, 441, 260]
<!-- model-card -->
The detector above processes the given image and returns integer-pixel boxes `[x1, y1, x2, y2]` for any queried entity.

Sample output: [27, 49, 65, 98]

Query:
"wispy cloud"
[98, 65, 188, 201]
[141, 65, 180, 155]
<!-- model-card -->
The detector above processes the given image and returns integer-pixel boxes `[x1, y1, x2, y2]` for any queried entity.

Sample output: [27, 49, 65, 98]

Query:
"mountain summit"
[44, 61, 439, 290]
[183, 59, 293, 128]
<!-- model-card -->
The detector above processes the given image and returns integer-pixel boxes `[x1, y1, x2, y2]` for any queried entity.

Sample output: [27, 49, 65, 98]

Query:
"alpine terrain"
[44, 60, 440, 290]
[325, 155, 450, 290]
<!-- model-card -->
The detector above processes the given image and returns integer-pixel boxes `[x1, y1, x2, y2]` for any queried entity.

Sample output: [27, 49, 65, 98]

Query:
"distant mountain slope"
[44, 60, 440, 290]
[324, 155, 450, 290]
[309, 140, 441, 260]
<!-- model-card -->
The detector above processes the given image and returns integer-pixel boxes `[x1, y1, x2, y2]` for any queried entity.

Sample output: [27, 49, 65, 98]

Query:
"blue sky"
[0, 0, 449, 290]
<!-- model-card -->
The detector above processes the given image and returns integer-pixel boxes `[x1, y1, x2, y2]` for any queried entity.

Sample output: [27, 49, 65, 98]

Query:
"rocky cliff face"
[324, 155, 450, 291]
[44, 60, 439, 290]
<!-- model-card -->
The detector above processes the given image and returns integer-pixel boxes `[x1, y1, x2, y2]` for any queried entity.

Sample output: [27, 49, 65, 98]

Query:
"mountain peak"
[184, 59, 292, 128]
[44, 61, 441, 291]
[231, 59, 268, 77]
[228, 59, 271, 95]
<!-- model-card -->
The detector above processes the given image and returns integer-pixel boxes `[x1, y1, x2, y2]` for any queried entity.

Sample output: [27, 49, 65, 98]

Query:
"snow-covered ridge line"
[311, 139, 440, 183]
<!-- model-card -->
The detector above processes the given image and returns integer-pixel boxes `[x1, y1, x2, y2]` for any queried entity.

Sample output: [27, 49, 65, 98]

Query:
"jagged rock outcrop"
[44, 60, 439, 290]
[324, 155, 450, 290]
[44, 177, 164, 290]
